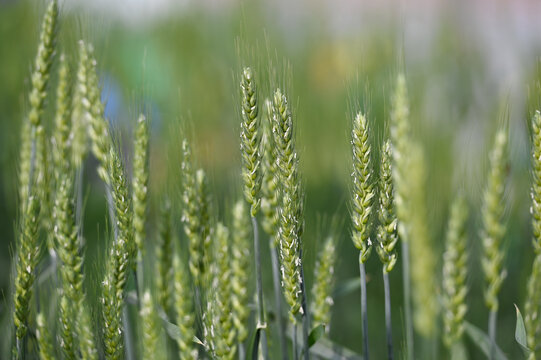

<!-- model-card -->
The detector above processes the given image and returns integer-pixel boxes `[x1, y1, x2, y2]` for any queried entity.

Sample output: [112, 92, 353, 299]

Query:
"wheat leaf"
[514, 304, 531, 354]
[464, 321, 508, 360]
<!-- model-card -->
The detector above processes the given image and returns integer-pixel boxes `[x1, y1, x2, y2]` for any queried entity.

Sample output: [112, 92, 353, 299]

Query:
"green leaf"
[308, 324, 325, 348]
[514, 304, 531, 354]
[464, 321, 508, 360]
[450, 341, 468, 360]
[247, 327, 261, 360]
[332, 278, 360, 299]
[157, 310, 204, 346]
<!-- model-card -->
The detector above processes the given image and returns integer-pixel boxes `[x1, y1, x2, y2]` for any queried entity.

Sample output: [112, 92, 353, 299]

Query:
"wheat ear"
[36, 313, 55, 360]
[133, 114, 149, 296]
[239, 67, 267, 358]
[156, 200, 174, 314]
[53, 53, 72, 180]
[231, 200, 251, 346]
[205, 223, 236, 359]
[390, 73, 414, 359]
[173, 255, 196, 359]
[481, 128, 508, 359]
[140, 291, 163, 360]
[260, 97, 288, 359]
[13, 195, 41, 354]
[350, 111, 374, 360]
[19, 0, 58, 211]
[272, 88, 310, 359]
[375, 140, 398, 360]
[311, 236, 337, 330]
[442, 195, 469, 350]
[526, 111, 541, 360]
[71, 40, 90, 168]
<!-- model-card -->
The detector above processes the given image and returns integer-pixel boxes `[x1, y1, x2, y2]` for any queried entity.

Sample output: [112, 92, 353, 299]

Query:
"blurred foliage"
[1, 0, 541, 358]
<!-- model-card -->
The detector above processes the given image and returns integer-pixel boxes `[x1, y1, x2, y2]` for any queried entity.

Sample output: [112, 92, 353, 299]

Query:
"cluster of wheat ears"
[7, 1, 541, 360]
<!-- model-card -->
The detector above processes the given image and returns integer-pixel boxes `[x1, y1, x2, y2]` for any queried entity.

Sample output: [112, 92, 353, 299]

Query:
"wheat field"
[3, 1, 541, 359]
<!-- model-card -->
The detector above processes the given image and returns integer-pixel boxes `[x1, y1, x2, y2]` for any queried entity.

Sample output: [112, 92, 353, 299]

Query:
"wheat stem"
[383, 270, 393, 360]
[359, 258, 370, 360]
[252, 215, 269, 358]
[402, 240, 413, 359]
[489, 309, 497, 360]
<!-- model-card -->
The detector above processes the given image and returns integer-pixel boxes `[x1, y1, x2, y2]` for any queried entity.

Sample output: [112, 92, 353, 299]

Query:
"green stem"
[270, 244, 289, 360]
[238, 342, 245, 360]
[299, 250, 310, 360]
[402, 240, 414, 360]
[293, 323, 298, 360]
[251, 216, 268, 359]
[123, 306, 135, 360]
[359, 256, 369, 360]
[489, 309, 497, 360]
[383, 270, 394, 360]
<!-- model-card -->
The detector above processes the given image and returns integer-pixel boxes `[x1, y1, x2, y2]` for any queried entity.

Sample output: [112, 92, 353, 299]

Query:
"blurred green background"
[2, 0, 541, 358]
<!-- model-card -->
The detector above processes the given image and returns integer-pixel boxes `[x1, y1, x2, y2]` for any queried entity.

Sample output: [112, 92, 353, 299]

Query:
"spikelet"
[13, 195, 40, 342]
[351, 112, 375, 262]
[240, 67, 262, 216]
[375, 140, 398, 273]
[311, 236, 337, 329]
[481, 129, 508, 313]
[231, 200, 251, 342]
[442, 195, 469, 347]
[140, 291, 163, 360]
[526, 111, 541, 359]
[272, 88, 304, 323]
[36, 313, 55, 360]
[133, 114, 149, 257]
[71, 41, 91, 168]
[173, 255, 196, 359]
[260, 98, 280, 246]
[156, 200, 174, 314]
[19, 0, 58, 210]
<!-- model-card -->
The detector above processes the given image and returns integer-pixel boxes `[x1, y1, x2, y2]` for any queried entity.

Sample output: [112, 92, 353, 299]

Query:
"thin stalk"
[238, 343, 245, 360]
[489, 309, 497, 360]
[383, 270, 394, 360]
[293, 323, 298, 360]
[251, 216, 268, 359]
[402, 240, 414, 360]
[270, 245, 288, 360]
[123, 306, 135, 360]
[134, 267, 142, 310]
[299, 251, 310, 360]
[359, 256, 369, 360]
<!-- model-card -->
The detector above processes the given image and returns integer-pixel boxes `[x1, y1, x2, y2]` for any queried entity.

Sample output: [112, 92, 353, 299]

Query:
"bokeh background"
[2, 0, 541, 358]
